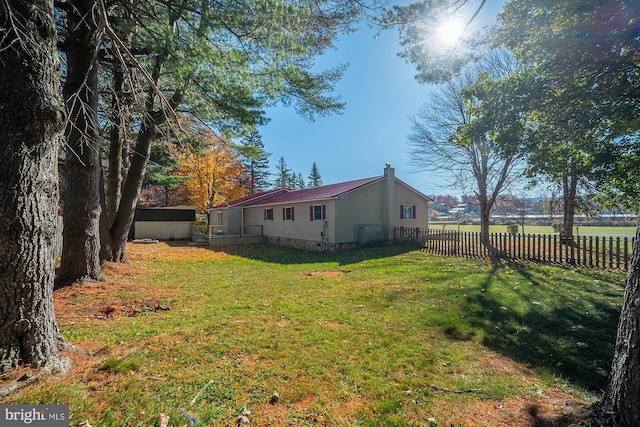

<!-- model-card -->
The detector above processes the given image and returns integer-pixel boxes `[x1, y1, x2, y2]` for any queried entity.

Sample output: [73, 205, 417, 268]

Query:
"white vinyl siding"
[334, 180, 386, 243]
[245, 201, 336, 243]
[221, 207, 243, 234]
[394, 182, 428, 229]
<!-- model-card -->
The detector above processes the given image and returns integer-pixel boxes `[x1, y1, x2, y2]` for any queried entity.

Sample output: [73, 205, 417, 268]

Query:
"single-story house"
[208, 188, 288, 236]
[129, 206, 196, 240]
[209, 164, 432, 251]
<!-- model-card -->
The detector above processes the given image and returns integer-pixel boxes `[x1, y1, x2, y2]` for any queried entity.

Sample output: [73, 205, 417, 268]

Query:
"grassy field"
[430, 224, 636, 236]
[2, 243, 626, 426]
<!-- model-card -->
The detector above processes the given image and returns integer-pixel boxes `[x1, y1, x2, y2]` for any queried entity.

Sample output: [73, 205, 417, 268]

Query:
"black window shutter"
[310, 205, 314, 221]
[413, 205, 416, 219]
[264, 209, 267, 221]
[291, 207, 295, 221]
[322, 205, 326, 220]
[282, 207, 285, 221]
[400, 205, 404, 219]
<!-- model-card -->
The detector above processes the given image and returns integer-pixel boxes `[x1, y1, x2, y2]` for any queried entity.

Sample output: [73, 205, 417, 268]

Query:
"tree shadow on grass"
[525, 404, 591, 427]
[202, 242, 416, 266]
[458, 259, 622, 392]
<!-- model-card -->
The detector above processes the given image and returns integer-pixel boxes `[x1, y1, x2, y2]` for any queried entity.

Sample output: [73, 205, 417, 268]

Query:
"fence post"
[469, 231, 475, 258]
[570, 237, 576, 266]
[443, 230, 447, 254]
[537, 234, 542, 262]
[624, 237, 629, 270]
[609, 237, 614, 269]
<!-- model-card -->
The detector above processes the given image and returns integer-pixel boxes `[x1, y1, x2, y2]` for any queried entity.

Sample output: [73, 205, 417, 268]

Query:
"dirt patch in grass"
[54, 242, 232, 321]
[54, 268, 166, 320]
[430, 353, 589, 427]
[300, 270, 345, 279]
[0, 343, 134, 402]
[249, 392, 367, 426]
[447, 390, 588, 427]
[100, 260, 145, 279]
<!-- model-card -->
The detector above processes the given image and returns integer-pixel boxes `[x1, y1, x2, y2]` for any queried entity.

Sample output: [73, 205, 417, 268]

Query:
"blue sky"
[258, 1, 505, 197]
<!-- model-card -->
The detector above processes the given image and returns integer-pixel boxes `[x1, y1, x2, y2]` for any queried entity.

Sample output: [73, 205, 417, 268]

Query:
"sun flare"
[436, 17, 466, 47]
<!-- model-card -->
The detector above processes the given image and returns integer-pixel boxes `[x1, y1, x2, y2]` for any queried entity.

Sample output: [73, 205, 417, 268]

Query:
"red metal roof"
[210, 188, 287, 209]
[246, 176, 384, 206]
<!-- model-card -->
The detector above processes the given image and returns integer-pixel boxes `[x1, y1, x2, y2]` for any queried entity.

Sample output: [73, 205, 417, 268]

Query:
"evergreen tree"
[140, 142, 190, 206]
[308, 162, 323, 187]
[1, 0, 70, 373]
[57, 0, 371, 263]
[275, 157, 292, 189]
[288, 171, 297, 189]
[236, 131, 271, 194]
[296, 172, 306, 190]
[57, 0, 104, 285]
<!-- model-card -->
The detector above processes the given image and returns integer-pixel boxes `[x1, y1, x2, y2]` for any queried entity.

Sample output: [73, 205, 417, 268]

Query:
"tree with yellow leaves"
[173, 124, 247, 212]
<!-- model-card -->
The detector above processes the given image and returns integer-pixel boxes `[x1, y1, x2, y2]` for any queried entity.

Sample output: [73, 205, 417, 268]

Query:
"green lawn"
[5, 243, 626, 426]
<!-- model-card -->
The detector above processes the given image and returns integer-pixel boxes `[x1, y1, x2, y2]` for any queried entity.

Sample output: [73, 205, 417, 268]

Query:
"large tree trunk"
[101, 49, 181, 262]
[479, 199, 492, 249]
[104, 74, 183, 261]
[99, 170, 115, 262]
[597, 212, 640, 426]
[105, 65, 130, 229]
[471, 139, 513, 256]
[561, 172, 578, 243]
[107, 124, 158, 261]
[57, 0, 104, 286]
[0, 0, 70, 373]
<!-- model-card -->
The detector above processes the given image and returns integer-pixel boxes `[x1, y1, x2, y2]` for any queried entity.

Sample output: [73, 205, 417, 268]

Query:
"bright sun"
[436, 17, 466, 47]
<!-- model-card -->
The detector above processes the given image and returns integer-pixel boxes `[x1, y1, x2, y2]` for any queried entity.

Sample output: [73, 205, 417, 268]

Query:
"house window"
[264, 208, 273, 221]
[401, 205, 416, 219]
[310, 204, 326, 221]
[283, 207, 294, 221]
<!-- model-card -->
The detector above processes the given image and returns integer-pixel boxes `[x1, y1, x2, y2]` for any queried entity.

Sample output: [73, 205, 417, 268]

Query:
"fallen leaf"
[237, 408, 252, 426]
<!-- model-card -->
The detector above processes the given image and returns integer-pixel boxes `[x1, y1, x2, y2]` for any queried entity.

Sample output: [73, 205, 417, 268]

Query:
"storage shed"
[129, 206, 196, 240]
